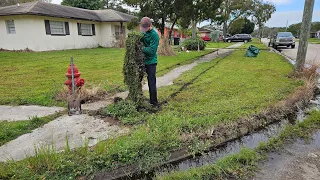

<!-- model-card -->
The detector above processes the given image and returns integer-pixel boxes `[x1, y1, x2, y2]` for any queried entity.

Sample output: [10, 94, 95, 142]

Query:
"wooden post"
[295, 0, 315, 72]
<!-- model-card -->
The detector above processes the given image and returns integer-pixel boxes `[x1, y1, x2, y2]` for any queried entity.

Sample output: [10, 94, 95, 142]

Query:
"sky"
[264, 0, 320, 27]
[52, 0, 320, 27]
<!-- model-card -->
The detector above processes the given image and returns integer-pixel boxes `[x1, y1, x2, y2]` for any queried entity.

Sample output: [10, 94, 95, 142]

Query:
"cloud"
[265, 10, 320, 27]
[264, 0, 292, 5]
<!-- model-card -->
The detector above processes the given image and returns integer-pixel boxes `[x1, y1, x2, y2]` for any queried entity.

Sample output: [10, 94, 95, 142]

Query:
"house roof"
[198, 27, 212, 32]
[0, 1, 136, 22]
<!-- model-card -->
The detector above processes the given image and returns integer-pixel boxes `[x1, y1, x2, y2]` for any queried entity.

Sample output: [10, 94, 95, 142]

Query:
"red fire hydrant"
[65, 63, 85, 92]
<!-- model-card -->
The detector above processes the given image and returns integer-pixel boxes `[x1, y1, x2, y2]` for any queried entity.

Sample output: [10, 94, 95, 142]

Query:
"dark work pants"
[145, 64, 158, 105]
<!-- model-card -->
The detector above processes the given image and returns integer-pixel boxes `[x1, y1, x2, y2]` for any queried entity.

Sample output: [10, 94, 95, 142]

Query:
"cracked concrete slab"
[0, 105, 64, 121]
[0, 114, 129, 162]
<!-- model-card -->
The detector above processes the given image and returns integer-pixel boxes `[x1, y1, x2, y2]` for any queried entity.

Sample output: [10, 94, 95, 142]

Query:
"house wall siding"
[0, 15, 129, 51]
[100, 22, 128, 47]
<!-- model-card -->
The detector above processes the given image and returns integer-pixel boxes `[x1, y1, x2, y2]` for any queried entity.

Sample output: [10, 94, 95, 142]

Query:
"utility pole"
[285, 20, 288, 32]
[295, 0, 315, 72]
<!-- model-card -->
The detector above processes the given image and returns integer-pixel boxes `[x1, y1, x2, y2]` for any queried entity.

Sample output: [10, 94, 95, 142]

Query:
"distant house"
[198, 27, 212, 37]
[312, 31, 320, 38]
[154, 23, 187, 40]
[0, 2, 136, 51]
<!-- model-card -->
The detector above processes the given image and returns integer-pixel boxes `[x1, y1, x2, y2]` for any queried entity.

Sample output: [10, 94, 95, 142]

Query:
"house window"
[77, 23, 95, 36]
[6, 20, 16, 34]
[49, 21, 65, 35]
[81, 24, 92, 35]
[44, 20, 70, 36]
[115, 25, 125, 39]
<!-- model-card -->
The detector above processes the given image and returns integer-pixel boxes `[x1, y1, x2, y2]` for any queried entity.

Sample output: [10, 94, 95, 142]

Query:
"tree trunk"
[159, 17, 165, 38]
[192, 20, 197, 38]
[168, 19, 177, 45]
[296, 0, 315, 72]
[223, 21, 227, 37]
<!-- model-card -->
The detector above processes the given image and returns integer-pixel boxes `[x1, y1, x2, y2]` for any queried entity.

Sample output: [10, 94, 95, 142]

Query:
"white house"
[0, 2, 136, 51]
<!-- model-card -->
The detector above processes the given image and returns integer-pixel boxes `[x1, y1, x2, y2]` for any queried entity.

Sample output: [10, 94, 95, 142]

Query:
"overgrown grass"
[206, 42, 236, 48]
[240, 38, 269, 50]
[0, 50, 301, 179]
[157, 110, 320, 179]
[0, 48, 213, 106]
[0, 112, 64, 146]
[309, 38, 320, 44]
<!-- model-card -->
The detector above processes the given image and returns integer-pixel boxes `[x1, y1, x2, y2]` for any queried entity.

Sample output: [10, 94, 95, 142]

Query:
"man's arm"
[143, 34, 159, 56]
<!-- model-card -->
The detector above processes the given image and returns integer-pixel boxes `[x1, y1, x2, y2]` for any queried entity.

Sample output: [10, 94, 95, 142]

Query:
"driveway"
[261, 38, 320, 65]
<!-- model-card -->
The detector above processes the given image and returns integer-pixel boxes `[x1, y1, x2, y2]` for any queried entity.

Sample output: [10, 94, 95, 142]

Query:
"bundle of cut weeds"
[123, 31, 145, 106]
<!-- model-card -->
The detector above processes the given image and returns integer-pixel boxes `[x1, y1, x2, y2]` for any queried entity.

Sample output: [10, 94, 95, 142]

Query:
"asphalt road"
[261, 38, 320, 65]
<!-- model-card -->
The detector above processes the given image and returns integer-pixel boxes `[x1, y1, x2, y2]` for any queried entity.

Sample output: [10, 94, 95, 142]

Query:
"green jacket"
[142, 29, 159, 65]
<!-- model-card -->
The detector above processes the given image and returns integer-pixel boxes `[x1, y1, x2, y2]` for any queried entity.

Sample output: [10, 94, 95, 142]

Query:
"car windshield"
[277, 32, 293, 37]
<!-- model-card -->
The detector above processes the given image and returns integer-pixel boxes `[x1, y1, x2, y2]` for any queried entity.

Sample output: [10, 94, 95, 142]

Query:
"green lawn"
[309, 38, 320, 44]
[0, 48, 213, 106]
[0, 50, 301, 179]
[206, 42, 236, 48]
[240, 38, 269, 50]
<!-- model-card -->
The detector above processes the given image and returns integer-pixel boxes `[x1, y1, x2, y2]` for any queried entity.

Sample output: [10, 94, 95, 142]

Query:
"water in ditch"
[155, 119, 292, 175]
[152, 97, 320, 177]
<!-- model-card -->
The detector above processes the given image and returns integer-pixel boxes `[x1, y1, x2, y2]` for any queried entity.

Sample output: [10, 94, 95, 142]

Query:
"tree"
[61, 0, 103, 10]
[124, 0, 174, 37]
[217, 0, 255, 36]
[0, 0, 52, 7]
[127, 18, 139, 31]
[251, 0, 276, 38]
[124, 0, 222, 38]
[229, 18, 254, 35]
[288, 22, 320, 37]
[242, 18, 254, 34]
[102, 0, 133, 14]
[178, 0, 223, 38]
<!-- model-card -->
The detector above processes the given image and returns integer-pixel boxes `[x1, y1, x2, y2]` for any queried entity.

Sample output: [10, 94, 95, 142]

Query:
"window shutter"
[44, 20, 51, 35]
[92, 24, 96, 36]
[65, 22, 70, 35]
[77, 23, 82, 35]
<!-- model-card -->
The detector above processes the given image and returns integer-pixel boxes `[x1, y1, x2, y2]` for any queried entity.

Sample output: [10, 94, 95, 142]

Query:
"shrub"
[183, 38, 206, 50]
[104, 100, 138, 118]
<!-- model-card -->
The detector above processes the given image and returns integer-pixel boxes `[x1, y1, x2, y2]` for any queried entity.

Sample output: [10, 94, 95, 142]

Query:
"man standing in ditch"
[141, 17, 159, 107]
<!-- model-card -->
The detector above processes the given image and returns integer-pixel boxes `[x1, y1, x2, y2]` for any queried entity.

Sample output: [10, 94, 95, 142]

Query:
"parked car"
[269, 32, 295, 49]
[201, 36, 211, 41]
[224, 34, 252, 43]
